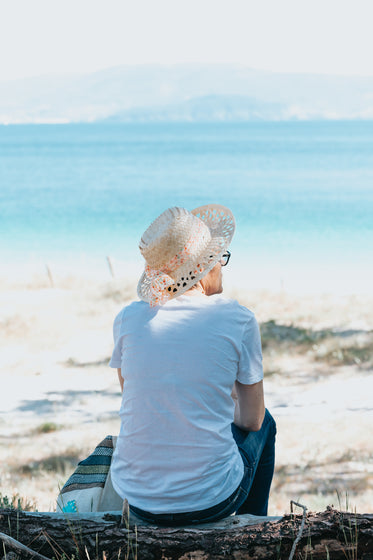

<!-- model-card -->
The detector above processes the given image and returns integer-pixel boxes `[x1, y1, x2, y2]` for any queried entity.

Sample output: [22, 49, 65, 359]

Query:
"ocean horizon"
[1, 121, 372, 293]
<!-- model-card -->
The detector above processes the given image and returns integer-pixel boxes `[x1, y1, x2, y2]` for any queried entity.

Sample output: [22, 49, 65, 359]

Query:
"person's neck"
[184, 284, 205, 296]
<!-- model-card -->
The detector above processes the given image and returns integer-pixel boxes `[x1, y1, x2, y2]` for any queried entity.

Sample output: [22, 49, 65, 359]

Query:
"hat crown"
[139, 207, 211, 274]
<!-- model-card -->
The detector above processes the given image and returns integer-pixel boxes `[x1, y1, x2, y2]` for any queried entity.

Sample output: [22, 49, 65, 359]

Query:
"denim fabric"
[232, 408, 277, 516]
[129, 409, 276, 526]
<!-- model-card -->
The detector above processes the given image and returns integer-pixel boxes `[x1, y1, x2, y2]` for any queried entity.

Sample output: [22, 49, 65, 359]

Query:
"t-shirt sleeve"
[237, 314, 264, 384]
[109, 310, 124, 368]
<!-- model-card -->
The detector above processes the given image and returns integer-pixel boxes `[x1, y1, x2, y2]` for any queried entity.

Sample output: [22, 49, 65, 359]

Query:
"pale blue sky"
[1, 0, 373, 81]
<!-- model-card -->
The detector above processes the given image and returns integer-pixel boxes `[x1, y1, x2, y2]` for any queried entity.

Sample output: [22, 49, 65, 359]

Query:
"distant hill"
[1, 64, 373, 123]
[101, 95, 287, 122]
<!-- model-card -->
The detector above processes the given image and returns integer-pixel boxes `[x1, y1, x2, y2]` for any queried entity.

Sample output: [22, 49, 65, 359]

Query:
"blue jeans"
[129, 409, 276, 526]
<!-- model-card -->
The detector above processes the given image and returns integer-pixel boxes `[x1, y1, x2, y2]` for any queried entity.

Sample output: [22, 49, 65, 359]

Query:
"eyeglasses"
[220, 250, 231, 267]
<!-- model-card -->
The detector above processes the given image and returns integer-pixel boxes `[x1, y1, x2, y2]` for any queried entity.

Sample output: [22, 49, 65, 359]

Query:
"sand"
[0, 274, 372, 515]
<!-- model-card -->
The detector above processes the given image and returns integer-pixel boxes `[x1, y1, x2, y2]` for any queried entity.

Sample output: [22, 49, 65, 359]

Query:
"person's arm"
[231, 379, 265, 431]
[117, 368, 124, 392]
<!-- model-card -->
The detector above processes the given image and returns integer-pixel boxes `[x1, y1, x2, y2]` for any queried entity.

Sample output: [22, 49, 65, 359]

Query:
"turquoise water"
[1, 122, 372, 291]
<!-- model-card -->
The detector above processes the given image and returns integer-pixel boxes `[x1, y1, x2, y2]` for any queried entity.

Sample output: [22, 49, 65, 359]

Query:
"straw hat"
[137, 204, 235, 306]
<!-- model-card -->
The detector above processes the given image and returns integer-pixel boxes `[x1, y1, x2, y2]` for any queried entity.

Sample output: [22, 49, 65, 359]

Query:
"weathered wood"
[0, 532, 52, 560]
[0, 507, 372, 560]
[18, 510, 282, 529]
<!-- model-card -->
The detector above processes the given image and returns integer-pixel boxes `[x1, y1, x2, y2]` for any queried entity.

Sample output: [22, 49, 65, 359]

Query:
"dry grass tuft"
[17, 451, 81, 476]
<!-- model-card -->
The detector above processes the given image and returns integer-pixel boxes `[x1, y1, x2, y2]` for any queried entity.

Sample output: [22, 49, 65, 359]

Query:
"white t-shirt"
[109, 294, 263, 513]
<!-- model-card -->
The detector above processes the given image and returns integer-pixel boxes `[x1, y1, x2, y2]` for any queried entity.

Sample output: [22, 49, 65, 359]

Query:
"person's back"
[110, 294, 263, 513]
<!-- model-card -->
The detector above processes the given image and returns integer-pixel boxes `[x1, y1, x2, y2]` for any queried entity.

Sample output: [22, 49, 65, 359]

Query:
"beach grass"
[261, 319, 373, 369]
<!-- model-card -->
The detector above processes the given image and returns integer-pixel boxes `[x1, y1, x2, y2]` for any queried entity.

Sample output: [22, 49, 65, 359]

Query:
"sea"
[1, 121, 372, 293]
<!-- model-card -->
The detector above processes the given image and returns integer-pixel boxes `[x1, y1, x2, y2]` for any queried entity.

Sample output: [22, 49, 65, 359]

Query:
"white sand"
[1, 276, 372, 515]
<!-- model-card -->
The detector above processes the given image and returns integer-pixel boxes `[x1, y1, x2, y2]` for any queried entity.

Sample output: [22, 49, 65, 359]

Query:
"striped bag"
[56, 435, 119, 513]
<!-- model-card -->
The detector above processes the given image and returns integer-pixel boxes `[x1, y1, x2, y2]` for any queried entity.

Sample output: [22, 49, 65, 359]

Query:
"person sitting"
[108, 204, 276, 526]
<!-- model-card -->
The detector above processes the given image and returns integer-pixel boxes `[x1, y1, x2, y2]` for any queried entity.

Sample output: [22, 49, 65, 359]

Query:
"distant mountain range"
[1, 64, 373, 123]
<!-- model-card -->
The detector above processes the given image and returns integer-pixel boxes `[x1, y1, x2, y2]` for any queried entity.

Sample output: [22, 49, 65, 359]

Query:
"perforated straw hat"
[137, 204, 235, 307]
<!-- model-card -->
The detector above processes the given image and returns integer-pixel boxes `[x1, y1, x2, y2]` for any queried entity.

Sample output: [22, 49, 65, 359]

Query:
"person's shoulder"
[113, 300, 149, 322]
[123, 299, 149, 312]
[211, 295, 256, 321]
[211, 294, 255, 315]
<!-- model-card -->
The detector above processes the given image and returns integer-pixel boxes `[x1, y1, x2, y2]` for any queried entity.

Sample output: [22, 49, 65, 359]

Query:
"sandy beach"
[1, 273, 372, 515]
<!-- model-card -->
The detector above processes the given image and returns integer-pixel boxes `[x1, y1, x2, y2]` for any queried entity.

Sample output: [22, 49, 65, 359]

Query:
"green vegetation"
[336, 491, 359, 560]
[261, 320, 323, 348]
[0, 492, 36, 511]
[35, 421, 61, 433]
[18, 451, 80, 476]
[65, 357, 109, 368]
[260, 319, 373, 369]
[314, 341, 373, 367]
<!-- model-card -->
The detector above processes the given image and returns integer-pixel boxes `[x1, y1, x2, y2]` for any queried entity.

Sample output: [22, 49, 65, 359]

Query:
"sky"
[0, 0, 373, 81]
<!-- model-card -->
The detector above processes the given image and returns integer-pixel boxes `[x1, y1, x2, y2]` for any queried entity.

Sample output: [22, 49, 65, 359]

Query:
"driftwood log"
[0, 506, 372, 560]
